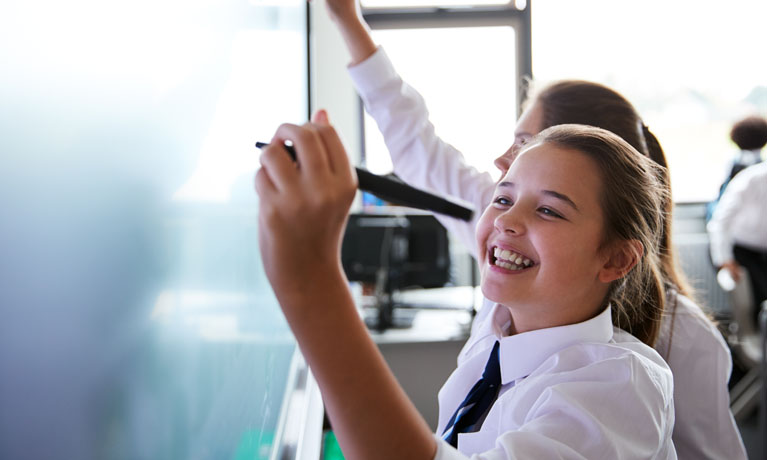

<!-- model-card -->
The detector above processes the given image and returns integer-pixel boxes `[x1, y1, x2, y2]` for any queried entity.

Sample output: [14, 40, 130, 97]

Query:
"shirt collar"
[484, 304, 614, 384]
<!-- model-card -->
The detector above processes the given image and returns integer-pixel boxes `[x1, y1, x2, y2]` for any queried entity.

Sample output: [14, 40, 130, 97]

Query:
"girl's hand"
[721, 260, 743, 283]
[309, 0, 377, 65]
[255, 112, 437, 460]
[255, 112, 357, 303]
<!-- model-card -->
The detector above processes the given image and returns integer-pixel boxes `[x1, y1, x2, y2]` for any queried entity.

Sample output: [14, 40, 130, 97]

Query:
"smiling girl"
[319, 1, 744, 455]
[255, 121, 675, 459]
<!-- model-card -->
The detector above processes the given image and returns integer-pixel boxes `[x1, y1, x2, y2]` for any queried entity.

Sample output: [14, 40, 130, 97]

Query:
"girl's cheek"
[475, 215, 492, 245]
[475, 211, 499, 261]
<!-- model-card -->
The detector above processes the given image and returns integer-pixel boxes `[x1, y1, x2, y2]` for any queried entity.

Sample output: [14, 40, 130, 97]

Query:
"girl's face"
[476, 142, 614, 334]
[494, 100, 545, 174]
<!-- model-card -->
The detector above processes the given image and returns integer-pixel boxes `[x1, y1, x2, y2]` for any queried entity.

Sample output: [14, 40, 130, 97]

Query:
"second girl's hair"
[532, 80, 692, 299]
[532, 124, 669, 346]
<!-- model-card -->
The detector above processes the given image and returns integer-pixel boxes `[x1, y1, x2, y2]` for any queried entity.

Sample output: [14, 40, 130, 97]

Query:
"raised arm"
[316, 0, 495, 255]
[319, 0, 377, 65]
[255, 112, 438, 460]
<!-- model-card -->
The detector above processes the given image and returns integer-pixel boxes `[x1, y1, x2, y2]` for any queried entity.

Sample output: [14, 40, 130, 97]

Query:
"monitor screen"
[341, 213, 451, 290]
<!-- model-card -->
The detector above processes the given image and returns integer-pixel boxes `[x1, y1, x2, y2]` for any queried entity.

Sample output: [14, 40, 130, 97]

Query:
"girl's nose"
[494, 206, 524, 235]
[494, 145, 518, 175]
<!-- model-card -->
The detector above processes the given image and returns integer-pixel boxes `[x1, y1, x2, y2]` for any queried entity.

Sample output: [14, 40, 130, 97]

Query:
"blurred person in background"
[708, 157, 767, 325]
[707, 115, 767, 221]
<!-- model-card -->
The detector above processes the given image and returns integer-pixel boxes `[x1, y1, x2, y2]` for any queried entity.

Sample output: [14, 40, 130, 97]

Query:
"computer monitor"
[341, 213, 450, 290]
[341, 212, 451, 329]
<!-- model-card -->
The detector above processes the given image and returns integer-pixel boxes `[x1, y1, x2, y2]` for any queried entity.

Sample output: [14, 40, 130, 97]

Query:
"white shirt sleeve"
[348, 47, 496, 258]
[433, 436, 470, 460]
[707, 162, 767, 266]
[708, 171, 747, 266]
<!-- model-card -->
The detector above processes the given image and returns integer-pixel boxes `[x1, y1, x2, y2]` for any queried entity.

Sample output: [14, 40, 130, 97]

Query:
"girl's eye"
[539, 207, 563, 219]
[494, 196, 513, 206]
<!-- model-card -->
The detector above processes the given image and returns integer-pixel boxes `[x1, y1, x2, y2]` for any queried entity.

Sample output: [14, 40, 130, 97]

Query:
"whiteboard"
[0, 1, 308, 459]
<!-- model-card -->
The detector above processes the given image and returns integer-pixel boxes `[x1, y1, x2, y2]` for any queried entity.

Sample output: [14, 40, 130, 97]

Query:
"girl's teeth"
[493, 247, 532, 266]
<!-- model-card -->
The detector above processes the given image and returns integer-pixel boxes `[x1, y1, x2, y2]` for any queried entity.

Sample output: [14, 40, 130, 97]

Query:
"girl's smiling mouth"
[490, 246, 536, 271]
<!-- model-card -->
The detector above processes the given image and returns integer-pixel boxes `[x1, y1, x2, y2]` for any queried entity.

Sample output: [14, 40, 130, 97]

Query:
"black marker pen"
[255, 141, 474, 221]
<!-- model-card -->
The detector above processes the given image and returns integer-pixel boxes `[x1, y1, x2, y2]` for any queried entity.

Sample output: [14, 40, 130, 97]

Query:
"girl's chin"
[480, 282, 512, 305]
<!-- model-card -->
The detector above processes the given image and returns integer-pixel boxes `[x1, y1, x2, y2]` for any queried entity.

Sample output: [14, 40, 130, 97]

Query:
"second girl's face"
[494, 100, 546, 174]
[477, 142, 613, 333]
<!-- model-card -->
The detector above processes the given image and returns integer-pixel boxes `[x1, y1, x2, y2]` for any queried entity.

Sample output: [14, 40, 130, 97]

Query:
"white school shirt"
[708, 161, 767, 266]
[465, 294, 743, 459]
[433, 304, 676, 459]
[348, 46, 746, 459]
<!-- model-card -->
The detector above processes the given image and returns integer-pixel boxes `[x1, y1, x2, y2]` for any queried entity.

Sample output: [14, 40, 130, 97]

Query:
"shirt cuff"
[709, 235, 734, 267]
[347, 46, 400, 95]
[433, 435, 469, 460]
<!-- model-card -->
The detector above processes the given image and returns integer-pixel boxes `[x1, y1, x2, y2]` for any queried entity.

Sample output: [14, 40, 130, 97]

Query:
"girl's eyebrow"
[497, 181, 580, 212]
[543, 190, 580, 212]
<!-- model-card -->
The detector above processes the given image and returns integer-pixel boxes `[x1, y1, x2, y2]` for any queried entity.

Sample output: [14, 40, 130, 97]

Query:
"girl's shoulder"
[656, 291, 729, 363]
[494, 336, 675, 460]
[527, 330, 671, 389]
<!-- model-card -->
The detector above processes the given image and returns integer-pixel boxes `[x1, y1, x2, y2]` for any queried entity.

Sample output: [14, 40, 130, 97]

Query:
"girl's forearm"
[277, 264, 437, 460]
[334, 11, 377, 65]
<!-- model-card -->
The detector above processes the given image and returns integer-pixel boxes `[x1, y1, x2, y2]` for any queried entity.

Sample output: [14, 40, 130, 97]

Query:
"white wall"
[309, 1, 362, 165]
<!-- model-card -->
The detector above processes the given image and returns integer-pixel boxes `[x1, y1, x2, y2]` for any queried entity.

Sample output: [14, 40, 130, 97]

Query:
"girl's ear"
[598, 239, 643, 283]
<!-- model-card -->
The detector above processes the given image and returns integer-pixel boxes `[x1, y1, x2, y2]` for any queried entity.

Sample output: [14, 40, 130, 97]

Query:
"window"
[532, 0, 767, 203]
[361, 4, 530, 179]
[364, 26, 517, 178]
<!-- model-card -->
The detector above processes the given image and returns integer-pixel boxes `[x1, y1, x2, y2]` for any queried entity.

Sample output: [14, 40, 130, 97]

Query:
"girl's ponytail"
[609, 229, 666, 346]
[641, 124, 694, 299]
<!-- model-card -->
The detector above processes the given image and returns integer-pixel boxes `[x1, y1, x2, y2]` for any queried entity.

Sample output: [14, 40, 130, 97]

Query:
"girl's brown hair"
[531, 80, 692, 299]
[532, 124, 669, 346]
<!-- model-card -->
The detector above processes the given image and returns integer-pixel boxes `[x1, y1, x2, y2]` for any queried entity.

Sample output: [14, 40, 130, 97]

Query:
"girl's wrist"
[337, 17, 377, 65]
[273, 258, 348, 301]
[277, 268, 358, 330]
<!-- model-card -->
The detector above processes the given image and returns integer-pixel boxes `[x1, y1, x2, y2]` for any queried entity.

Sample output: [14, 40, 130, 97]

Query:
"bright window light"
[532, 0, 767, 203]
[365, 26, 517, 179]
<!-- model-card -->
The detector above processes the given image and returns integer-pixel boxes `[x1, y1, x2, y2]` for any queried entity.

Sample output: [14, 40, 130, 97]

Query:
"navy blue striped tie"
[442, 341, 502, 447]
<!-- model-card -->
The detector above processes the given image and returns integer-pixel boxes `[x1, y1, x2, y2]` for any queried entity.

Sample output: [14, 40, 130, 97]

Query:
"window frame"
[358, 4, 532, 164]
